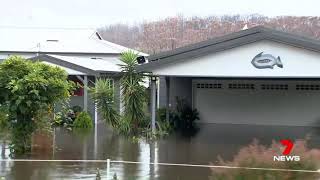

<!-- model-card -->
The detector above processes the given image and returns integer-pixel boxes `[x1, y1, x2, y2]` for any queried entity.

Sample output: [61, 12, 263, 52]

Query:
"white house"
[0, 27, 147, 123]
[138, 26, 320, 128]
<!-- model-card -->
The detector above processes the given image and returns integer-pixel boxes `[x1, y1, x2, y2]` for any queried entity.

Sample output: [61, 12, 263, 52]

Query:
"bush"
[52, 103, 76, 128]
[0, 56, 74, 123]
[72, 105, 83, 115]
[156, 108, 173, 133]
[0, 105, 9, 129]
[211, 139, 320, 180]
[157, 107, 173, 122]
[174, 97, 199, 129]
[0, 56, 74, 154]
[155, 99, 200, 136]
[73, 112, 93, 129]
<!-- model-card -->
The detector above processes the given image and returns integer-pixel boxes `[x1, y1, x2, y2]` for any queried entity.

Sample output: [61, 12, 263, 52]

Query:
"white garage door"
[193, 79, 320, 126]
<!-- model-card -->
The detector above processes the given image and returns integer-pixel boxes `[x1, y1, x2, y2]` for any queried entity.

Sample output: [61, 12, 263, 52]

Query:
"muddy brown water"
[0, 123, 320, 180]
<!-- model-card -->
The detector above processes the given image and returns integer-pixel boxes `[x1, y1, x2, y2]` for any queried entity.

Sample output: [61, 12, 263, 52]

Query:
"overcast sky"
[1, 0, 320, 28]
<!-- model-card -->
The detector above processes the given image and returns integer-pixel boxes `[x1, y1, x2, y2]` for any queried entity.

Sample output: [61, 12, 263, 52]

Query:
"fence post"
[106, 159, 111, 179]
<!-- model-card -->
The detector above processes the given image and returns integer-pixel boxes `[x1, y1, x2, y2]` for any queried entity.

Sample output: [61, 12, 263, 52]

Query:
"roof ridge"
[94, 38, 148, 56]
[149, 26, 266, 60]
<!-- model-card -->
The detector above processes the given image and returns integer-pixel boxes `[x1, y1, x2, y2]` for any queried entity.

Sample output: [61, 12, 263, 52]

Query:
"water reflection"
[0, 124, 320, 179]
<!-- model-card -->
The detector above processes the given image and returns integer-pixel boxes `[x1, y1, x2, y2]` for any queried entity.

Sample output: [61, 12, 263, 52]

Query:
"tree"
[119, 51, 146, 134]
[0, 56, 74, 154]
[99, 15, 320, 55]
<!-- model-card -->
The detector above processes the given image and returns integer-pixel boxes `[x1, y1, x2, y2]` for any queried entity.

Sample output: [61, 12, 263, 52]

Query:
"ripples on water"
[0, 123, 319, 180]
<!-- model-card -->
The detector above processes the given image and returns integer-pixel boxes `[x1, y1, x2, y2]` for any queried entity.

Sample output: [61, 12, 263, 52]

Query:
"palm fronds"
[119, 51, 146, 132]
[89, 78, 119, 127]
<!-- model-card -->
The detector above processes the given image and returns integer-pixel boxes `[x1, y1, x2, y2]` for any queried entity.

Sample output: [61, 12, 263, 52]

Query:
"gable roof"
[137, 26, 320, 71]
[0, 26, 147, 56]
[29, 54, 123, 76]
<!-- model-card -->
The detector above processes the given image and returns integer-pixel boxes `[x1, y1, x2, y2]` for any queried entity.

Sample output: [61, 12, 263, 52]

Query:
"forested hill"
[98, 14, 320, 55]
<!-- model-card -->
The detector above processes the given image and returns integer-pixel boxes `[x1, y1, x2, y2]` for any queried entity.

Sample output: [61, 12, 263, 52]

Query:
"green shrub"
[156, 108, 173, 133]
[211, 139, 320, 180]
[73, 112, 93, 129]
[52, 104, 76, 128]
[0, 105, 9, 129]
[157, 120, 172, 133]
[0, 56, 74, 124]
[173, 97, 200, 129]
[72, 105, 83, 115]
[157, 107, 171, 122]
[0, 56, 74, 154]
[155, 100, 200, 136]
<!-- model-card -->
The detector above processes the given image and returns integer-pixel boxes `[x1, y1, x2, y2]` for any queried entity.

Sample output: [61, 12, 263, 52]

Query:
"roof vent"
[91, 57, 103, 60]
[46, 40, 59, 42]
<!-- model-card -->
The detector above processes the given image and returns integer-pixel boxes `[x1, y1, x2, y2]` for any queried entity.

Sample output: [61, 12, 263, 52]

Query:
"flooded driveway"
[1, 123, 320, 179]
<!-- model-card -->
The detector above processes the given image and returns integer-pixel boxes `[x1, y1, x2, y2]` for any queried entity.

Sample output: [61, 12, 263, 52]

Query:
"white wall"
[152, 40, 320, 78]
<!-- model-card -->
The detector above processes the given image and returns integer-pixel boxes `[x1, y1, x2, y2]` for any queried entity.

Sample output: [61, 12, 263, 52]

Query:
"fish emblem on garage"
[251, 52, 283, 69]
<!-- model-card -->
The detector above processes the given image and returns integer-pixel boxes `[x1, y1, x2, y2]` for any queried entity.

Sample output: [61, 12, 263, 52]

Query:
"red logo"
[280, 139, 294, 155]
[274, 139, 299, 161]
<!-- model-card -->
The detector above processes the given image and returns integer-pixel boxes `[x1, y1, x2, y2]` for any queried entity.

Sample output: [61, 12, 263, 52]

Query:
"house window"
[296, 84, 320, 90]
[196, 83, 222, 89]
[261, 84, 288, 90]
[228, 83, 255, 90]
[73, 79, 84, 96]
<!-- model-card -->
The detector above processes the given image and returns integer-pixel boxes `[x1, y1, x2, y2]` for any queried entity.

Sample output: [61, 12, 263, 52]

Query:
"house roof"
[0, 26, 147, 56]
[41, 61, 86, 75]
[137, 26, 320, 71]
[29, 54, 123, 76]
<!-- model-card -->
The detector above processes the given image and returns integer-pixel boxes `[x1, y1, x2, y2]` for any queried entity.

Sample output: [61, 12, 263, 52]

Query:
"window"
[296, 84, 320, 90]
[196, 83, 222, 89]
[261, 84, 288, 90]
[228, 83, 255, 90]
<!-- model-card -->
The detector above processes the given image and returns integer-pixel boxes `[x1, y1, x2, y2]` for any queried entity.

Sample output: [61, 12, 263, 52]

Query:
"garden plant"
[0, 56, 75, 155]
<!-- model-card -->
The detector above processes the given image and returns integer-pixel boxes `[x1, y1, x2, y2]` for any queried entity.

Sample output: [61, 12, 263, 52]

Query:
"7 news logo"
[273, 139, 300, 162]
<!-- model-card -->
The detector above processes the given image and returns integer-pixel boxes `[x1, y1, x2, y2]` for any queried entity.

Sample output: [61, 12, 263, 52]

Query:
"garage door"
[193, 79, 320, 126]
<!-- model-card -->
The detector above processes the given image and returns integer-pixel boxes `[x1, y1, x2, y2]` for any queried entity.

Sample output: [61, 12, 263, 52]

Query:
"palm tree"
[119, 51, 146, 133]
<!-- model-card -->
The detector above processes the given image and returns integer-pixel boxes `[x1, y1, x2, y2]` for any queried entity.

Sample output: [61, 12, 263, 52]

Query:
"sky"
[1, 0, 320, 28]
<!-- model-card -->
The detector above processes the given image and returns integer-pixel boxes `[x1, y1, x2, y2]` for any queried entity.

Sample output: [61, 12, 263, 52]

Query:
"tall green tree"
[0, 56, 74, 154]
[119, 51, 146, 133]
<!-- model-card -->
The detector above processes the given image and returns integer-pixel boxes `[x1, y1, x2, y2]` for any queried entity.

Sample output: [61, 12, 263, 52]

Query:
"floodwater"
[1, 123, 320, 180]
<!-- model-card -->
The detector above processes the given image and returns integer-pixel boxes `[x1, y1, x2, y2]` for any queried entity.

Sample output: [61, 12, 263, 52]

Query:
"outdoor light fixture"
[136, 56, 146, 64]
